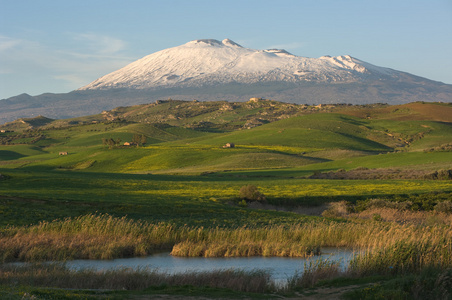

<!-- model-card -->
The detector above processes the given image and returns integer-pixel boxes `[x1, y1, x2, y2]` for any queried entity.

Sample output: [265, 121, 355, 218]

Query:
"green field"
[1, 100, 452, 298]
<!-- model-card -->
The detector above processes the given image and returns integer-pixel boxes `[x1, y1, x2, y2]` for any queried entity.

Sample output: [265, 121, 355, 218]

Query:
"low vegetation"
[1, 214, 179, 262]
[310, 167, 452, 180]
[424, 142, 452, 152]
[0, 263, 275, 294]
[2, 213, 452, 264]
[239, 184, 266, 202]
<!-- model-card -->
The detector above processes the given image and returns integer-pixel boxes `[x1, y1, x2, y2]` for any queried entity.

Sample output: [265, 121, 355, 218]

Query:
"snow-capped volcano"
[79, 38, 397, 91]
[2, 38, 451, 124]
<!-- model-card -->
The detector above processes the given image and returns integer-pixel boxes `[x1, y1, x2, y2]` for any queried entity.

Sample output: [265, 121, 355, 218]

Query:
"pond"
[64, 248, 356, 284]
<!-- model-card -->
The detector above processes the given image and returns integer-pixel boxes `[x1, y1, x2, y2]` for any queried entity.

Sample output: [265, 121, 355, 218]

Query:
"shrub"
[239, 185, 266, 202]
[356, 198, 414, 212]
[437, 170, 452, 180]
[321, 201, 352, 218]
[238, 199, 248, 207]
[353, 166, 369, 171]
[367, 198, 391, 209]
[434, 201, 452, 214]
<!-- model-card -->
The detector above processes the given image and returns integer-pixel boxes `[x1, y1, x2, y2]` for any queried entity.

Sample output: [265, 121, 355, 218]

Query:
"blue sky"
[1, 0, 451, 100]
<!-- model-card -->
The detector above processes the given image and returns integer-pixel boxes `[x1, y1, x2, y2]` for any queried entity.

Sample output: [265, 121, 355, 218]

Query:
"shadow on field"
[0, 150, 26, 161]
[266, 194, 401, 207]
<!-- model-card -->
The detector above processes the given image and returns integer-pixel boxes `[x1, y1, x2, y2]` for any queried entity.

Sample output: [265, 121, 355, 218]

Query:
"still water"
[64, 248, 355, 283]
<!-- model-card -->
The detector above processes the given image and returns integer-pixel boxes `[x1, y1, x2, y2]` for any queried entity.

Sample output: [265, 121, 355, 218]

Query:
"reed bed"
[0, 214, 184, 262]
[1, 214, 452, 278]
[171, 240, 320, 257]
[1, 214, 452, 296]
[349, 241, 452, 275]
[0, 263, 275, 293]
[287, 259, 342, 288]
[287, 259, 452, 299]
[353, 207, 452, 226]
[171, 221, 452, 262]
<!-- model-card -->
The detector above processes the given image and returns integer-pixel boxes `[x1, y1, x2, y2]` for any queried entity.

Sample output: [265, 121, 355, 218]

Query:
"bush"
[437, 170, 452, 180]
[238, 199, 248, 207]
[239, 185, 266, 202]
[434, 201, 452, 214]
[367, 198, 391, 209]
[321, 201, 352, 218]
[356, 198, 414, 212]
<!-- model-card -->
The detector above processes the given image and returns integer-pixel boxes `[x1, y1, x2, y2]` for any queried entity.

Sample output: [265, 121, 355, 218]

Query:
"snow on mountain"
[79, 38, 397, 91]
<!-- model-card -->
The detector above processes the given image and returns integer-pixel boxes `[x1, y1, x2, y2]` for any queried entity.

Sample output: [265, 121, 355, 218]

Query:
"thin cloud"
[58, 50, 134, 60]
[0, 36, 23, 52]
[0, 33, 134, 88]
[54, 74, 90, 87]
[72, 33, 127, 55]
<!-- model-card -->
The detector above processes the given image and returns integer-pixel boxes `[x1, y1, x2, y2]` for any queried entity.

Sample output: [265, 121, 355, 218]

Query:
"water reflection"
[65, 248, 355, 282]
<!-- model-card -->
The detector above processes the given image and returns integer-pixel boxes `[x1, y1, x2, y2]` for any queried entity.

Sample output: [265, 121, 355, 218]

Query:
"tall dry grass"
[349, 241, 452, 276]
[170, 225, 322, 257]
[1, 213, 452, 280]
[0, 214, 183, 262]
[0, 263, 275, 293]
[176, 221, 452, 263]
[2, 213, 452, 295]
[287, 259, 342, 288]
[353, 207, 452, 226]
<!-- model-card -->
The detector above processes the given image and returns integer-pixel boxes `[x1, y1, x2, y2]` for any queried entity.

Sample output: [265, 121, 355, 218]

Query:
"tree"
[140, 134, 147, 146]
[102, 137, 121, 149]
[132, 134, 140, 145]
[132, 134, 147, 146]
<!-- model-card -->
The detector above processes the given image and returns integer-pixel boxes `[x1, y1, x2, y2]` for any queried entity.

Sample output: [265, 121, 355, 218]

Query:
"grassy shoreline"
[0, 263, 277, 295]
[2, 214, 451, 264]
[1, 254, 451, 299]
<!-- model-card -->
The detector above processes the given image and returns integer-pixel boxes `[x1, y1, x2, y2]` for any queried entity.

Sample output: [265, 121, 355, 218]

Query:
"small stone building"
[223, 143, 235, 148]
[123, 142, 137, 146]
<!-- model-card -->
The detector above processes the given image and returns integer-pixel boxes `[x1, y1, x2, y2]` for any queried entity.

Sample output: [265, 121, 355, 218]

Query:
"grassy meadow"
[1, 100, 452, 298]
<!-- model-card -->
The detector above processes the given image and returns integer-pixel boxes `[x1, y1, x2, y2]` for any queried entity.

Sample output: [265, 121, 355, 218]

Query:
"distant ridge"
[1, 38, 452, 124]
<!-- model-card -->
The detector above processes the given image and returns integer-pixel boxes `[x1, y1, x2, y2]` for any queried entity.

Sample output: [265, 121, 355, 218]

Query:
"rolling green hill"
[1, 100, 451, 175]
[189, 113, 391, 152]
